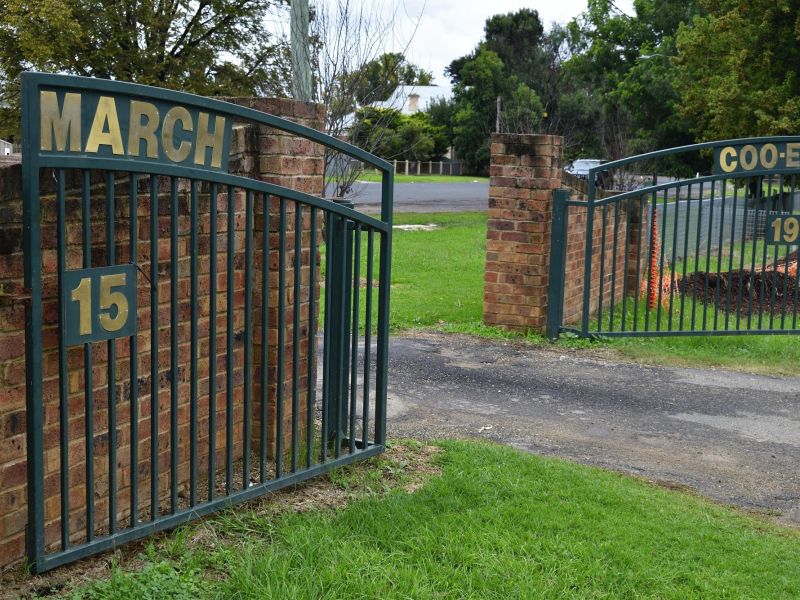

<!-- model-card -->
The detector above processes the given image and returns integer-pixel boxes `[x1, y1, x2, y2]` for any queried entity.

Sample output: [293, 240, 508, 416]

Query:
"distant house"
[373, 85, 453, 115]
[0, 139, 12, 156]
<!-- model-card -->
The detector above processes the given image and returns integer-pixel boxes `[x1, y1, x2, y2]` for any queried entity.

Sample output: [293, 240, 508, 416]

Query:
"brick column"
[484, 134, 563, 332]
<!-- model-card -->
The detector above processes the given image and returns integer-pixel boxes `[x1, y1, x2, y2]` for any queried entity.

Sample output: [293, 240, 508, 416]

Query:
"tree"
[675, 0, 800, 140]
[445, 9, 557, 172]
[310, 0, 427, 196]
[451, 49, 507, 174]
[351, 53, 433, 105]
[350, 107, 447, 162]
[0, 0, 291, 139]
[564, 0, 700, 164]
[426, 97, 456, 151]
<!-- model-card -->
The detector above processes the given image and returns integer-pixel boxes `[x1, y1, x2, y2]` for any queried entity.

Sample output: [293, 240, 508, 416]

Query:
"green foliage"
[451, 47, 546, 173]
[675, 0, 800, 141]
[350, 52, 433, 105]
[350, 107, 447, 161]
[446, 11, 553, 173]
[69, 560, 207, 599]
[0, 0, 291, 139]
[426, 97, 456, 149]
[500, 82, 545, 134]
[564, 0, 699, 163]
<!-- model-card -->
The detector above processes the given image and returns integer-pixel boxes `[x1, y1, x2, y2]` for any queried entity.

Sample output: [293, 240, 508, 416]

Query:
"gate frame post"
[326, 199, 354, 447]
[546, 189, 570, 340]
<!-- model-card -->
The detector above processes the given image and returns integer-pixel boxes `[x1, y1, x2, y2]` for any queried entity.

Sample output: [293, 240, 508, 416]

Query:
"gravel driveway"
[386, 332, 800, 524]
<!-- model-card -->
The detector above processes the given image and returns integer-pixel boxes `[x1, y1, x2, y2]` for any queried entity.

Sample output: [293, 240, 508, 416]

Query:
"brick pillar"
[484, 134, 563, 332]
[0, 97, 326, 571]
[226, 98, 325, 458]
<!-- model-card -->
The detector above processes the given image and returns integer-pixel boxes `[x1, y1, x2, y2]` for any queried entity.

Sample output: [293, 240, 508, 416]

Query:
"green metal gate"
[22, 73, 392, 572]
[548, 137, 800, 339]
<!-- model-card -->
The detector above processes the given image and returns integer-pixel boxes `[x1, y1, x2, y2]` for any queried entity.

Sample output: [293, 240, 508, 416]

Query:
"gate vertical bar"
[83, 171, 96, 539]
[259, 193, 269, 482]
[374, 169, 393, 445]
[106, 172, 118, 534]
[56, 169, 69, 549]
[546, 190, 569, 340]
[335, 216, 349, 458]
[189, 180, 199, 505]
[581, 179, 596, 336]
[129, 173, 140, 524]
[149, 176, 159, 520]
[306, 207, 317, 468]
[276, 198, 287, 476]
[243, 190, 254, 485]
[22, 78, 45, 571]
[169, 177, 178, 513]
[678, 183, 693, 330]
[362, 230, 374, 445]
[321, 211, 332, 464]
[349, 225, 362, 452]
[597, 205, 608, 331]
[208, 183, 219, 502]
[292, 202, 301, 472]
[209, 183, 218, 499]
[326, 201, 353, 448]
[225, 184, 234, 494]
[607, 201, 621, 333]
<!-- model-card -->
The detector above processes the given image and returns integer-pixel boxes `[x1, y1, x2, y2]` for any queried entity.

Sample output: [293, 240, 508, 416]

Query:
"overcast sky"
[374, 0, 635, 85]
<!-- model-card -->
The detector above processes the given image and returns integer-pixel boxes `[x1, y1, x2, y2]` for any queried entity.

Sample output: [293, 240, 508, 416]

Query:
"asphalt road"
[327, 181, 489, 213]
[386, 332, 800, 523]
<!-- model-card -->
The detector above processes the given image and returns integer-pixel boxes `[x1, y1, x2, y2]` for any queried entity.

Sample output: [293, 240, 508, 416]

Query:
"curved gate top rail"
[21, 73, 392, 572]
[549, 137, 800, 340]
[22, 72, 394, 224]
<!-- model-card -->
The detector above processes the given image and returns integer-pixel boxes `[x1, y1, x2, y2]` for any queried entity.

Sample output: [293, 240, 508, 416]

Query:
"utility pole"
[496, 96, 502, 133]
[291, 0, 313, 101]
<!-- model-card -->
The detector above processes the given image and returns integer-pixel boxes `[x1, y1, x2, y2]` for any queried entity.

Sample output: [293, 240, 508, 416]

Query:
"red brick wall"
[561, 202, 629, 325]
[0, 98, 324, 571]
[484, 133, 643, 332]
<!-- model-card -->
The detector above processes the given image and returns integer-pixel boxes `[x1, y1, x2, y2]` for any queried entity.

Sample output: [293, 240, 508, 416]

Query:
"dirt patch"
[393, 224, 438, 231]
[679, 270, 799, 316]
[677, 249, 800, 316]
[0, 442, 441, 599]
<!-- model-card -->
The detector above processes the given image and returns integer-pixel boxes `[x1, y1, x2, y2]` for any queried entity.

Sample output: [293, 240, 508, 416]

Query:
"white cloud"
[356, 0, 635, 84]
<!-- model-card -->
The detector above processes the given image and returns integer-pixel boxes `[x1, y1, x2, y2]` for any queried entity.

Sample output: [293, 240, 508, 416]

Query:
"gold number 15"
[70, 273, 130, 336]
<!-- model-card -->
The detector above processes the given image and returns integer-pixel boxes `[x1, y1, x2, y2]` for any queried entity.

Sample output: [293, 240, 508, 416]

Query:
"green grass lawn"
[69, 441, 800, 599]
[383, 212, 800, 375]
[388, 212, 487, 328]
[357, 171, 489, 184]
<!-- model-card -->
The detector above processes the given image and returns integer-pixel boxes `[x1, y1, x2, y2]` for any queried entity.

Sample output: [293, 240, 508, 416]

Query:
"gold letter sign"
[38, 88, 232, 171]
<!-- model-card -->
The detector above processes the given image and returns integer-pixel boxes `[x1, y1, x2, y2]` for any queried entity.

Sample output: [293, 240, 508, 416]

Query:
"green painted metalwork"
[22, 72, 393, 573]
[550, 137, 800, 340]
[546, 190, 569, 340]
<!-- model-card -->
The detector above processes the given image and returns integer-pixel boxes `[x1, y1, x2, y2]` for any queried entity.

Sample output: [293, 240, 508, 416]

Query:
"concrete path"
[386, 332, 800, 523]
